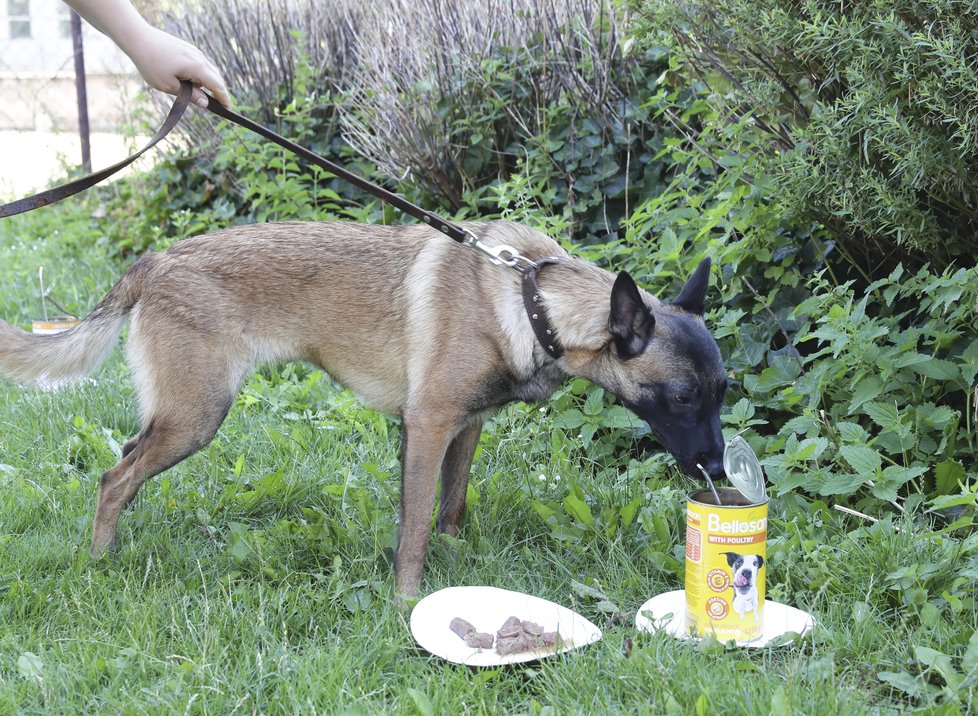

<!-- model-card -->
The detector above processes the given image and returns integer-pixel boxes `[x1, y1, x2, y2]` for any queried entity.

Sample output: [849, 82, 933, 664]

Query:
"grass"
[1, 205, 976, 714]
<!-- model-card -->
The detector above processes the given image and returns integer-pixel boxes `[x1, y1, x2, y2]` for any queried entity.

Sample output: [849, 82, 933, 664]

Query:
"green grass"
[1, 206, 976, 714]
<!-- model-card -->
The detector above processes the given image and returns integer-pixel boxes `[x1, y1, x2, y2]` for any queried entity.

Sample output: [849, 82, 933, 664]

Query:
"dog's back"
[0, 220, 561, 408]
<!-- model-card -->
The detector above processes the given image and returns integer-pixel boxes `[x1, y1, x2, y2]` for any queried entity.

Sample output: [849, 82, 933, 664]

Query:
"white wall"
[0, 0, 142, 130]
[0, 0, 131, 74]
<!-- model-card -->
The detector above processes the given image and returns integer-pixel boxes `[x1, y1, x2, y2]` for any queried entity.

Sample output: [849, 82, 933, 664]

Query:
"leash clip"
[463, 230, 536, 274]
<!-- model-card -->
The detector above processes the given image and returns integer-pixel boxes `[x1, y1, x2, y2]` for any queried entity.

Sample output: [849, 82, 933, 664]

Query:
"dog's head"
[579, 258, 727, 480]
[721, 551, 764, 593]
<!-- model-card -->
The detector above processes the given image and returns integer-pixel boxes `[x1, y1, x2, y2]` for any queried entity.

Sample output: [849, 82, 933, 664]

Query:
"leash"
[0, 81, 564, 358]
[0, 81, 195, 219]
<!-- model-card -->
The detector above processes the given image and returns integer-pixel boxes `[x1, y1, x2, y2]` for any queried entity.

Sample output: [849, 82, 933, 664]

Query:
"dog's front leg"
[436, 418, 483, 537]
[395, 414, 457, 598]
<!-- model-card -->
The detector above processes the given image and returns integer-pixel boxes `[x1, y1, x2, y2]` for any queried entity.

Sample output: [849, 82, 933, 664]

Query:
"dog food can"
[685, 487, 768, 642]
[31, 317, 80, 335]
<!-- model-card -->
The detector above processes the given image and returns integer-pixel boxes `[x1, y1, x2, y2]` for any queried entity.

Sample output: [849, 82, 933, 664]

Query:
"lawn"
[0, 207, 975, 714]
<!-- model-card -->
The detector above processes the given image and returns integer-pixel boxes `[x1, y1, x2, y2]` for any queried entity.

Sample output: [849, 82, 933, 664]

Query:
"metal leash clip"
[463, 230, 536, 274]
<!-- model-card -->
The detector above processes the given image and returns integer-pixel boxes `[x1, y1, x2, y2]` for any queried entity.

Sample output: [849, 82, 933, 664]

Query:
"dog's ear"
[721, 551, 740, 568]
[609, 271, 654, 359]
[672, 257, 712, 316]
[756, 555, 764, 570]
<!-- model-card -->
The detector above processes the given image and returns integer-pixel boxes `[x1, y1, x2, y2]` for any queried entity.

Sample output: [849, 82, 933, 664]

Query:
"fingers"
[190, 86, 209, 109]
[187, 61, 230, 108]
[175, 43, 230, 108]
[130, 28, 231, 108]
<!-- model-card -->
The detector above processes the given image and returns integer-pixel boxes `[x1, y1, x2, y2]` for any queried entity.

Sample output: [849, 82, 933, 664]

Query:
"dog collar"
[521, 258, 565, 360]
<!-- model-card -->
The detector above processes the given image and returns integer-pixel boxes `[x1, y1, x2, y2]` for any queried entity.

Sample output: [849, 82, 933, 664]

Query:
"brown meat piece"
[464, 632, 494, 649]
[496, 616, 523, 640]
[450, 617, 475, 640]
[496, 633, 531, 656]
[492, 617, 564, 656]
[539, 631, 561, 647]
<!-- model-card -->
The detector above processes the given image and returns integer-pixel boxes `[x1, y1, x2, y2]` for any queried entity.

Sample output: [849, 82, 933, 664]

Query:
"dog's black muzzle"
[651, 426, 725, 482]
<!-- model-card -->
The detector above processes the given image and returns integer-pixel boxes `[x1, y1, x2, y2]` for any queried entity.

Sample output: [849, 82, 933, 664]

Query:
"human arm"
[63, 0, 230, 108]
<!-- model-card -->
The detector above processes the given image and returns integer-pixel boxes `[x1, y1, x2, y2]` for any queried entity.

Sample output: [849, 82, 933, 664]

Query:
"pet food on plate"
[495, 630, 561, 655]
[413, 586, 603, 665]
[494, 617, 561, 656]
[450, 617, 475, 639]
[449, 615, 562, 655]
[464, 632, 495, 649]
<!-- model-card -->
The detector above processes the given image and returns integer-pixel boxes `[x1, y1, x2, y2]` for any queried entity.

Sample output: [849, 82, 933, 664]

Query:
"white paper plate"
[635, 589, 815, 648]
[411, 586, 602, 666]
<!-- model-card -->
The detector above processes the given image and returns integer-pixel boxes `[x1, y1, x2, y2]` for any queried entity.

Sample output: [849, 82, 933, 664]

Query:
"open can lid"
[723, 435, 767, 504]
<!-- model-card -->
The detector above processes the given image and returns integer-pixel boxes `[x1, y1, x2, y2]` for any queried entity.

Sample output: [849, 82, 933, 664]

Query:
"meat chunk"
[449, 617, 475, 639]
[464, 632, 494, 649]
[496, 616, 523, 640]
[496, 633, 531, 656]
[494, 618, 563, 655]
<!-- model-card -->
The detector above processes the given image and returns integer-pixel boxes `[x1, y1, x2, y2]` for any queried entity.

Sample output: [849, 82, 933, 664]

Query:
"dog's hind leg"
[91, 335, 249, 556]
[436, 419, 483, 537]
[91, 408, 231, 555]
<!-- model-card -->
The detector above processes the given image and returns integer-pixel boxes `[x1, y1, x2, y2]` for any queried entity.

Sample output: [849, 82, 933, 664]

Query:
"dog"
[0, 220, 727, 596]
[721, 551, 764, 619]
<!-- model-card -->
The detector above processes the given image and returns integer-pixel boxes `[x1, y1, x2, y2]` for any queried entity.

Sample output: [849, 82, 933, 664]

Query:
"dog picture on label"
[721, 551, 764, 620]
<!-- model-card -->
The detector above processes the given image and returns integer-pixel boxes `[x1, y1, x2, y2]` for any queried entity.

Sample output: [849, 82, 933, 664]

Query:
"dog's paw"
[89, 537, 118, 560]
[395, 591, 421, 612]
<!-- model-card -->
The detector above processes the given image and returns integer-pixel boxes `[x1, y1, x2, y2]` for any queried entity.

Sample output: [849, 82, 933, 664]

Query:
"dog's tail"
[0, 254, 156, 387]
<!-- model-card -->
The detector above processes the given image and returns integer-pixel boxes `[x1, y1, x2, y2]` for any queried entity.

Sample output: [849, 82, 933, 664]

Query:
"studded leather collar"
[520, 257, 566, 360]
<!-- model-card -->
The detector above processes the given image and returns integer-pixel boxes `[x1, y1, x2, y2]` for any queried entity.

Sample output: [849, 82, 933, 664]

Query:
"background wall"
[0, 0, 140, 131]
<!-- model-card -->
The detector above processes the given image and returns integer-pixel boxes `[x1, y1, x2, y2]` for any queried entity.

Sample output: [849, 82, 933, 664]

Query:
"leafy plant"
[629, 0, 978, 275]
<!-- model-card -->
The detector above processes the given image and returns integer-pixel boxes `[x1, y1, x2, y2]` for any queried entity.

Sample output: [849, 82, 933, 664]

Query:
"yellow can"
[32, 317, 80, 335]
[685, 487, 768, 642]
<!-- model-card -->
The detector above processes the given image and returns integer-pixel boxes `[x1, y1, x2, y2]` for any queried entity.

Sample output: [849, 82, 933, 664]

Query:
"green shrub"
[146, 0, 677, 245]
[765, 266, 978, 510]
[629, 0, 978, 275]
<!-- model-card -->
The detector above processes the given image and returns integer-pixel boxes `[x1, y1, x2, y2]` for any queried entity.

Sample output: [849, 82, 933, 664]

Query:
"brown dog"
[0, 220, 726, 596]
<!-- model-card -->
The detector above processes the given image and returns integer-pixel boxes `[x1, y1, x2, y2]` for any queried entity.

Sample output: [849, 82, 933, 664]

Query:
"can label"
[685, 488, 768, 642]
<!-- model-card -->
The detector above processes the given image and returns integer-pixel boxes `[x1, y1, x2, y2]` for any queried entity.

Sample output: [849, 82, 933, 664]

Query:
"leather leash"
[0, 81, 565, 359]
[0, 81, 195, 219]
[0, 81, 466, 242]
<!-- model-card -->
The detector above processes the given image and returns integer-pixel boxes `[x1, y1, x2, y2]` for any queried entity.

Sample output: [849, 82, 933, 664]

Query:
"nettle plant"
[562, 32, 978, 524]
[753, 265, 978, 516]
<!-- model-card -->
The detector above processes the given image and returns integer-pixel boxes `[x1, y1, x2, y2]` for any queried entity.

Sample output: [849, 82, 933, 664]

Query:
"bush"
[542, 22, 978, 522]
[331, 0, 669, 241]
[144, 0, 675, 244]
[628, 0, 978, 275]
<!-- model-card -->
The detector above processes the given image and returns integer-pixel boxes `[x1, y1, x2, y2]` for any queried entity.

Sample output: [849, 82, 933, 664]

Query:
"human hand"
[127, 26, 230, 108]
[64, 0, 231, 108]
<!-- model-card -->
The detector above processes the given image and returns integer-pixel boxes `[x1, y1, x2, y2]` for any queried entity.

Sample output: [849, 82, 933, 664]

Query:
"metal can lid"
[723, 435, 767, 504]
